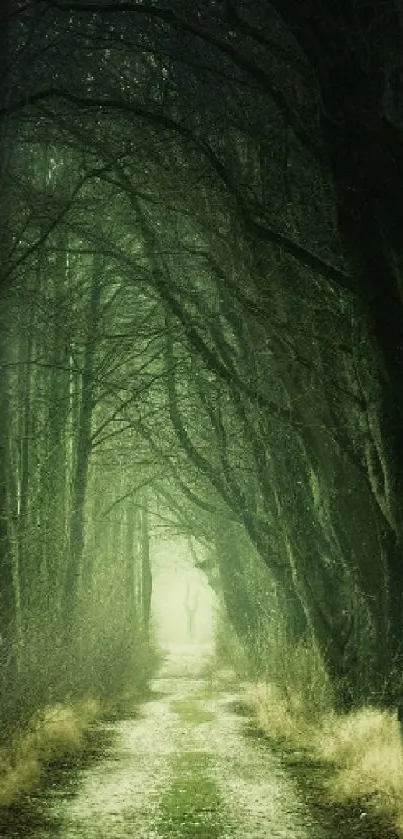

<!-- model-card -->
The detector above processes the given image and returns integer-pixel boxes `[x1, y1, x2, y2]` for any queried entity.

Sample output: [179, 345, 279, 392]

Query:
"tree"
[1, 0, 403, 723]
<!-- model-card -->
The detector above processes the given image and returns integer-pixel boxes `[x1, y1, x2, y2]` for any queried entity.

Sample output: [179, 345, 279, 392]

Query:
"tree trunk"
[0, 0, 18, 713]
[214, 518, 261, 645]
[125, 499, 138, 632]
[139, 495, 152, 636]
[63, 261, 101, 640]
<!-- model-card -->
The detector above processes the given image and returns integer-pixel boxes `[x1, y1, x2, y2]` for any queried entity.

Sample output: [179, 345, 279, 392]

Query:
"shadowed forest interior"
[1, 0, 403, 834]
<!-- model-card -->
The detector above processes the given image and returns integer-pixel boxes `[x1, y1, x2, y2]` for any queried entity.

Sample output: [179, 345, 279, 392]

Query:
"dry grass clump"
[0, 699, 99, 806]
[317, 707, 403, 824]
[243, 637, 333, 750]
[246, 681, 403, 832]
[218, 616, 403, 830]
[0, 752, 41, 807]
[244, 682, 318, 747]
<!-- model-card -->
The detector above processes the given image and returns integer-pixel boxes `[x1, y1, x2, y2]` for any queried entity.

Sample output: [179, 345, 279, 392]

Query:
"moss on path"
[170, 697, 215, 724]
[157, 750, 225, 839]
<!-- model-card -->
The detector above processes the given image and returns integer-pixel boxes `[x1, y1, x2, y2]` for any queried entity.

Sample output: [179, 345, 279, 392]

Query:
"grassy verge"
[0, 700, 100, 806]
[0, 635, 163, 807]
[245, 681, 403, 836]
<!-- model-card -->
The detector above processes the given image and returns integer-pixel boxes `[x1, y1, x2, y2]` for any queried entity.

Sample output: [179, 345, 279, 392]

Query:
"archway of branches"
[1, 0, 403, 732]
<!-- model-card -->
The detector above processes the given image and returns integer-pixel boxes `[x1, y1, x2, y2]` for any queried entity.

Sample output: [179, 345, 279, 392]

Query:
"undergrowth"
[0, 628, 161, 806]
[244, 647, 403, 834]
[213, 609, 403, 833]
[0, 700, 99, 805]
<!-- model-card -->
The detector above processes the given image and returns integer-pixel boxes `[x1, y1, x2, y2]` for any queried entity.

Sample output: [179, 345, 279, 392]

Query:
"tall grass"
[0, 700, 99, 805]
[244, 633, 403, 834]
[213, 604, 255, 681]
[0, 616, 161, 806]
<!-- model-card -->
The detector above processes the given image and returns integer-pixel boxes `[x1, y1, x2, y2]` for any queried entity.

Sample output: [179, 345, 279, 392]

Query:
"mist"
[151, 538, 217, 650]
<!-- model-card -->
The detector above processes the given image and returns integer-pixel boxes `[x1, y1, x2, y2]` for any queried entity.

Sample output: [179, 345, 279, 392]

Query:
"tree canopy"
[1, 0, 403, 725]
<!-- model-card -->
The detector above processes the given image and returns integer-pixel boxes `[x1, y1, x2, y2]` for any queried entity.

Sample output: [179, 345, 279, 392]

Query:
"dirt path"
[1, 646, 327, 839]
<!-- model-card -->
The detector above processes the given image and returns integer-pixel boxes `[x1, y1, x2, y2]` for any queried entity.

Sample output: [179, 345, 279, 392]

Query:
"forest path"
[2, 646, 327, 839]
